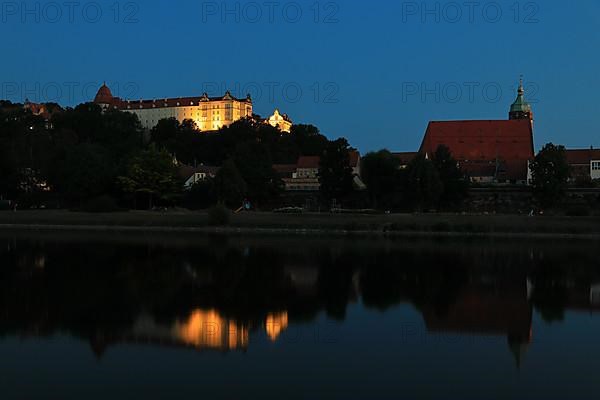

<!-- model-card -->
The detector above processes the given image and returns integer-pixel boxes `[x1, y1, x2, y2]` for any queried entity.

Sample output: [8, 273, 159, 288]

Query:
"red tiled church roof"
[420, 120, 534, 160]
[419, 119, 534, 180]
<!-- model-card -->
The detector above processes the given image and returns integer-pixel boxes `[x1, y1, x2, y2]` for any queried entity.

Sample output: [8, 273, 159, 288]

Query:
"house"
[349, 151, 366, 190]
[23, 99, 62, 129]
[284, 156, 321, 191]
[274, 151, 364, 192]
[565, 148, 600, 182]
[179, 165, 220, 189]
[392, 152, 418, 169]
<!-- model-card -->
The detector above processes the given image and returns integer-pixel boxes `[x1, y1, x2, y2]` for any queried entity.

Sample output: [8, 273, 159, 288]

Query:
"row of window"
[592, 161, 600, 171]
[140, 118, 230, 130]
[129, 103, 248, 111]
[139, 111, 234, 120]
[136, 109, 240, 117]
[288, 185, 320, 191]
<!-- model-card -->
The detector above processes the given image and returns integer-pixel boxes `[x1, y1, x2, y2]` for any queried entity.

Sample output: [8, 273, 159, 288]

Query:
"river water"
[0, 232, 599, 399]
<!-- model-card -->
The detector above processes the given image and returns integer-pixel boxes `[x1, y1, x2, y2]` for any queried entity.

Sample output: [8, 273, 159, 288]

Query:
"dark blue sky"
[2, 0, 599, 153]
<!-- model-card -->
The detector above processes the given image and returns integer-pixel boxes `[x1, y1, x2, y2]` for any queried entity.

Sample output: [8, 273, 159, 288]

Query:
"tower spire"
[509, 75, 533, 125]
[518, 75, 524, 94]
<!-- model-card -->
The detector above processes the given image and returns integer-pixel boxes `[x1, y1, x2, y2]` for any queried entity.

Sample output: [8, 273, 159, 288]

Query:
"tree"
[151, 117, 180, 147]
[233, 142, 283, 206]
[0, 149, 19, 200]
[101, 109, 144, 158]
[291, 124, 329, 156]
[54, 144, 116, 205]
[432, 145, 468, 208]
[360, 150, 402, 209]
[319, 138, 355, 202]
[52, 103, 143, 160]
[530, 143, 569, 208]
[118, 147, 182, 209]
[184, 179, 216, 210]
[213, 159, 247, 208]
[405, 154, 443, 211]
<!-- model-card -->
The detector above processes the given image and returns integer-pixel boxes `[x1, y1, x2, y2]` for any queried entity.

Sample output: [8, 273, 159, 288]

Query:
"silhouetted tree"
[151, 117, 180, 147]
[360, 150, 402, 209]
[530, 143, 569, 208]
[54, 144, 115, 206]
[432, 145, 468, 208]
[319, 138, 355, 202]
[213, 159, 247, 208]
[233, 142, 282, 206]
[405, 154, 443, 211]
[118, 147, 181, 209]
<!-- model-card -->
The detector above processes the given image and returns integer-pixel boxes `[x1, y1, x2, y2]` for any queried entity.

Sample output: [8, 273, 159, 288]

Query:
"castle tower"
[93, 82, 114, 110]
[509, 76, 534, 126]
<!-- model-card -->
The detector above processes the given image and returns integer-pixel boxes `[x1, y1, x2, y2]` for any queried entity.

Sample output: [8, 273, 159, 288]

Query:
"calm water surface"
[1, 232, 599, 399]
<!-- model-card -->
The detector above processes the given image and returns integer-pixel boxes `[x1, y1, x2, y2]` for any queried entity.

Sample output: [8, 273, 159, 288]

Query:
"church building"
[419, 78, 535, 184]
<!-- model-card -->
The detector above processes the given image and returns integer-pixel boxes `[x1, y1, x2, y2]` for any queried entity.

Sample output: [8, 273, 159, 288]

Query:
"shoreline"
[1, 210, 600, 240]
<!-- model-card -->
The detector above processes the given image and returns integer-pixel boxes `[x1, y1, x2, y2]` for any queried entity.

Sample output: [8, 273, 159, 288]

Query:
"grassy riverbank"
[1, 210, 600, 237]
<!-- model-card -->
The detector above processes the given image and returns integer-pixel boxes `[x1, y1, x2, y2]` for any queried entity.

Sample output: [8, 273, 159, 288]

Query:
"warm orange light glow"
[265, 312, 289, 342]
[174, 309, 248, 350]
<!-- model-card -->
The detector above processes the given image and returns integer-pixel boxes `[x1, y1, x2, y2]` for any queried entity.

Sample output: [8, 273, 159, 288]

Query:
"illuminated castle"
[93, 83, 253, 131]
[94, 83, 294, 133]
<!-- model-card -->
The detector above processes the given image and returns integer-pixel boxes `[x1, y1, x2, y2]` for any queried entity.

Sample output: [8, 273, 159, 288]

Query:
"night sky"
[2, 0, 599, 153]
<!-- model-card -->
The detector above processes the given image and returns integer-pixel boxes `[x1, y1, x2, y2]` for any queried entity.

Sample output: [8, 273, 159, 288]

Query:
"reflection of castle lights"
[265, 312, 289, 342]
[174, 310, 248, 350]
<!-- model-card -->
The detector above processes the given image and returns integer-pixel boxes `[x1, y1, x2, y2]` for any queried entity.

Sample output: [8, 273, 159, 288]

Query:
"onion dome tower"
[509, 76, 534, 126]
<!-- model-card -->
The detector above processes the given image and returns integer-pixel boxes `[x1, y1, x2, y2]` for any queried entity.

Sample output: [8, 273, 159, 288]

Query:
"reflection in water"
[421, 277, 533, 366]
[174, 310, 248, 350]
[119, 310, 250, 351]
[265, 312, 289, 341]
[1, 233, 600, 364]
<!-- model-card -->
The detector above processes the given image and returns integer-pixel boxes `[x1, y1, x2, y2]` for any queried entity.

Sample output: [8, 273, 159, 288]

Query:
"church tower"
[509, 76, 534, 126]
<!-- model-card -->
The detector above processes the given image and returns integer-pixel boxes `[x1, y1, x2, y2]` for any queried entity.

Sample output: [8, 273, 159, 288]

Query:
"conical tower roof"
[94, 82, 114, 104]
[510, 77, 532, 113]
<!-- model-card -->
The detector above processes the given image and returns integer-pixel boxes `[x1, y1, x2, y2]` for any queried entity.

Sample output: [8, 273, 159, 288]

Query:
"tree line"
[0, 101, 350, 210]
[0, 100, 583, 213]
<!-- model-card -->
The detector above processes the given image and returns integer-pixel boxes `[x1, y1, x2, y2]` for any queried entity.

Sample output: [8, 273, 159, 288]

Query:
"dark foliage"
[531, 143, 570, 208]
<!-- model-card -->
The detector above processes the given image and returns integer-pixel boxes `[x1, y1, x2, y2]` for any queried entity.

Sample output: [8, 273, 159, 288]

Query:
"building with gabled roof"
[276, 151, 364, 192]
[392, 152, 418, 169]
[565, 148, 600, 182]
[179, 164, 221, 189]
[418, 78, 535, 184]
[267, 109, 293, 133]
